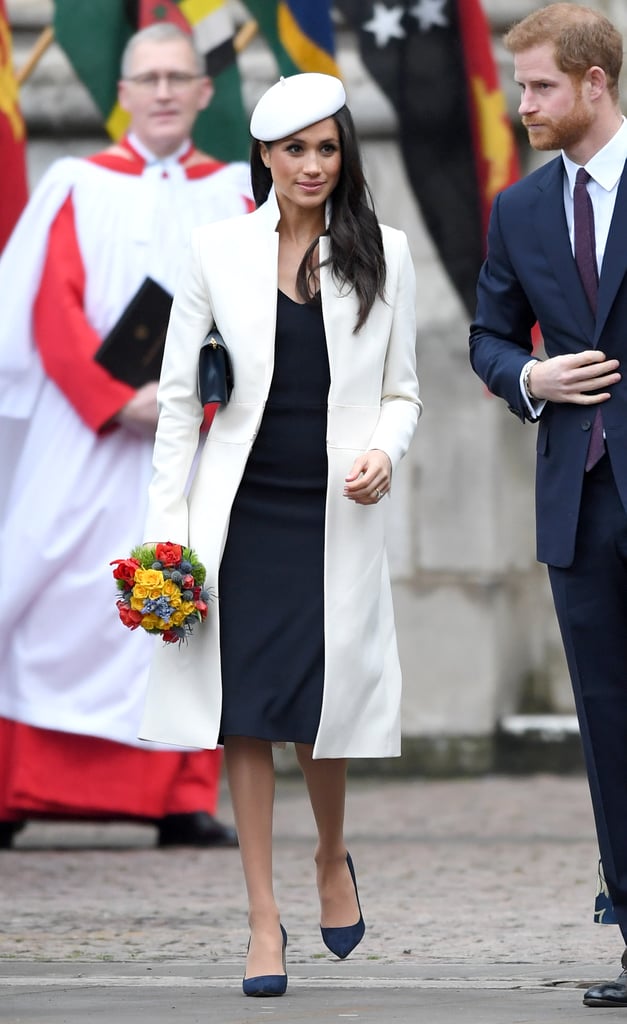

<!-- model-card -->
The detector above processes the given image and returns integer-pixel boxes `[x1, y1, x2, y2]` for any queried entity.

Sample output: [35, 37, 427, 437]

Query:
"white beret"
[250, 73, 346, 142]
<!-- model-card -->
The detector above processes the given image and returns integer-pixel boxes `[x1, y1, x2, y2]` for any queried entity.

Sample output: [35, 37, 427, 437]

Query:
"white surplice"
[0, 149, 251, 747]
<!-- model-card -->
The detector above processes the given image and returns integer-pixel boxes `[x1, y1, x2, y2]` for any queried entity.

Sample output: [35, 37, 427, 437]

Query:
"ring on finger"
[374, 488, 382, 500]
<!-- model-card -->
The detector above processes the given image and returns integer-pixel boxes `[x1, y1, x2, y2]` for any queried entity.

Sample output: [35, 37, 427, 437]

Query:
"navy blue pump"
[320, 852, 365, 959]
[242, 924, 288, 997]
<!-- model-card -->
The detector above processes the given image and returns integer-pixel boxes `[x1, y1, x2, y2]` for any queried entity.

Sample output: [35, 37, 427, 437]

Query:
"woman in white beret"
[140, 72, 421, 996]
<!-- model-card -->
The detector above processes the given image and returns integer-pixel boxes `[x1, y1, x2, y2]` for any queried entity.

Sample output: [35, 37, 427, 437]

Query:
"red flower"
[116, 599, 143, 630]
[155, 542, 183, 567]
[194, 599, 208, 619]
[110, 557, 140, 584]
[162, 629, 180, 644]
[182, 574, 194, 589]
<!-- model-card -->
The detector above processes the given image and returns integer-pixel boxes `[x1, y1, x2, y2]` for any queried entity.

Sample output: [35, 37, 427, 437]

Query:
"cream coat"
[140, 191, 421, 758]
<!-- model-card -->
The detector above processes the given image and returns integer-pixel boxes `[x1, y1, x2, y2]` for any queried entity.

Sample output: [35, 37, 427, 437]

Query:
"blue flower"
[142, 596, 173, 623]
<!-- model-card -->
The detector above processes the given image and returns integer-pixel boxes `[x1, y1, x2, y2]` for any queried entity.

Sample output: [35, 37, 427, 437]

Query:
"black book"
[94, 277, 173, 388]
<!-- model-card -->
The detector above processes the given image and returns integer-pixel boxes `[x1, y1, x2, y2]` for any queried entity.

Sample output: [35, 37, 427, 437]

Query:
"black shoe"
[157, 811, 238, 848]
[320, 852, 366, 959]
[583, 949, 627, 1007]
[0, 821, 25, 850]
[243, 924, 288, 997]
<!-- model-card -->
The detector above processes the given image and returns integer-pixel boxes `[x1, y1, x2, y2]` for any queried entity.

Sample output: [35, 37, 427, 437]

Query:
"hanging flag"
[457, 0, 520, 240]
[334, 0, 520, 317]
[53, 0, 250, 161]
[243, 1, 340, 77]
[0, 0, 28, 251]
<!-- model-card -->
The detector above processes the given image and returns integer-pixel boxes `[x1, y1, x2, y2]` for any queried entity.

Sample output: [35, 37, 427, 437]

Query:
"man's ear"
[586, 65, 607, 101]
[197, 76, 214, 112]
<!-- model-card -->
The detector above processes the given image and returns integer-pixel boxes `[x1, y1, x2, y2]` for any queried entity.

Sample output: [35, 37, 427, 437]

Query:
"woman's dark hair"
[250, 105, 386, 332]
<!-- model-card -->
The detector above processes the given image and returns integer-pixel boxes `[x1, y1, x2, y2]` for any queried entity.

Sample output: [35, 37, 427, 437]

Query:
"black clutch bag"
[94, 277, 173, 388]
[198, 328, 233, 406]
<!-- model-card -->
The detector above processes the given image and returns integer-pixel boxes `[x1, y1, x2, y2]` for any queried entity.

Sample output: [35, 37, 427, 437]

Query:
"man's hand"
[529, 351, 620, 405]
[116, 381, 159, 437]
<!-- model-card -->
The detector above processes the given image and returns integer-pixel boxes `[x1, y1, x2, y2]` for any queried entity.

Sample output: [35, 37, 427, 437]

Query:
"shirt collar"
[562, 116, 627, 195]
[127, 131, 192, 168]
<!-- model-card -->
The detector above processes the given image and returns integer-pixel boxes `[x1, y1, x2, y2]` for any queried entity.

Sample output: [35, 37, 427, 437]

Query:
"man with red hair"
[470, 4, 627, 1006]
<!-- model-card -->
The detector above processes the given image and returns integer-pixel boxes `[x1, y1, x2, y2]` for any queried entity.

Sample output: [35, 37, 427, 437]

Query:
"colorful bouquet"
[111, 541, 210, 645]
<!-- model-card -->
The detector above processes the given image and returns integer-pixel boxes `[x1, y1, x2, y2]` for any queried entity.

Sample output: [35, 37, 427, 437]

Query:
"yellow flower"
[130, 595, 144, 611]
[180, 601, 196, 616]
[162, 579, 182, 606]
[135, 568, 164, 589]
[140, 613, 161, 631]
[170, 610, 185, 626]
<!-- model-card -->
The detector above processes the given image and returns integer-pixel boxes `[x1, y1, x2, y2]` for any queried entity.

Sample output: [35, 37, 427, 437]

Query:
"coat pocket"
[207, 402, 259, 444]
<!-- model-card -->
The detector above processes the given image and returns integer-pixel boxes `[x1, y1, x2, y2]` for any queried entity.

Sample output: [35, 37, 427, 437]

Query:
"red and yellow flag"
[458, 0, 520, 240]
[0, 0, 28, 251]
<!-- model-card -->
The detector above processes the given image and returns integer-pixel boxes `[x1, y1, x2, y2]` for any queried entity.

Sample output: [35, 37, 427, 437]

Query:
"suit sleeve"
[469, 192, 539, 422]
[33, 193, 136, 432]
[367, 231, 422, 468]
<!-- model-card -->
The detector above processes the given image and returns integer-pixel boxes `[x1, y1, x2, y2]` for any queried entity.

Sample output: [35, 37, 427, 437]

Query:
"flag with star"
[53, 0, 250, 161]
[0, 0, 29, 251]
[335, 0, 520, 316]
[242, 1, 340, 77]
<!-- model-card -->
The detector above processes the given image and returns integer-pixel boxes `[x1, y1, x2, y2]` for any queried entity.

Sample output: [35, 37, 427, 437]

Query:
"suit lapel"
[533, 158, 596, 341]
[596, 159, 627, 340]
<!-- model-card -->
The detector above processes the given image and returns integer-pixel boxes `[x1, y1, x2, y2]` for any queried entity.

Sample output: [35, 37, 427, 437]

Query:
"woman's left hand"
[343, 449, 392, 505]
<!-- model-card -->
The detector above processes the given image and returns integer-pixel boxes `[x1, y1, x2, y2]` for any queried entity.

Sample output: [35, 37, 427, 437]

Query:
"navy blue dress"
[218, 291, 329, 743]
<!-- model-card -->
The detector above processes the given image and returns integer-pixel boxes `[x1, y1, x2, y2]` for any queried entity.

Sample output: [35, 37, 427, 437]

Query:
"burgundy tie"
[574, 167, 604, 471]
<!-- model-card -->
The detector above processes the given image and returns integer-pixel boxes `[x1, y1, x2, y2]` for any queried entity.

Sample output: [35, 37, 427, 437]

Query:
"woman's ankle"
[248, 906, 281, 933]
[314, 845, 348, 869]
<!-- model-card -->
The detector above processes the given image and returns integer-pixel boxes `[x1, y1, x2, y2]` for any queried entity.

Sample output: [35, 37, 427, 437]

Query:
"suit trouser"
[549, 454, 627, 943]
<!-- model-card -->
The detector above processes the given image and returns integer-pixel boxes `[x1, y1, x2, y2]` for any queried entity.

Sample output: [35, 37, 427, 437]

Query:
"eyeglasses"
[124, 72, 204, 92]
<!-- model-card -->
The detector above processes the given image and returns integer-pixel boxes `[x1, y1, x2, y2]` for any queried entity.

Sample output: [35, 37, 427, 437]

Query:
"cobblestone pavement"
[0, 773, 622, 966]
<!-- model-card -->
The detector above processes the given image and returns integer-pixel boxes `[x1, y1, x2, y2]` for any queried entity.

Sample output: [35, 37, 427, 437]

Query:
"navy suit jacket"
[470, 154, 627, 568]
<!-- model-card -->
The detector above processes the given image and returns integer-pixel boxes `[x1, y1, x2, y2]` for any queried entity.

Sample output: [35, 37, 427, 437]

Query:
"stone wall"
[8, 0, 625, 772]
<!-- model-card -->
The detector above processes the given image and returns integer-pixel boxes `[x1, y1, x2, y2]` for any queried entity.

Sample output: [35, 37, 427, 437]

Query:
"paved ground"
[1, 773, 625, 1022]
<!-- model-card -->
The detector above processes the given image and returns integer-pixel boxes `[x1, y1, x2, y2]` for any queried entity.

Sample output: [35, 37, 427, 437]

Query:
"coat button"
[581, 419, 591, 431]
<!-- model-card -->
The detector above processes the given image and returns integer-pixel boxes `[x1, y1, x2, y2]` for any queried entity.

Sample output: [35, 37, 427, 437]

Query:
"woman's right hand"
[343, 449, 391, 505]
